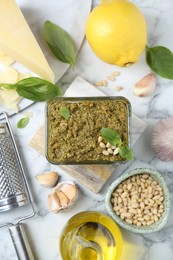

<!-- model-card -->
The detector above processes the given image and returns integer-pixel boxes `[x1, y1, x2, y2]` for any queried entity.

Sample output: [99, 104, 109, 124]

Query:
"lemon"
[86, 0, 147, 66]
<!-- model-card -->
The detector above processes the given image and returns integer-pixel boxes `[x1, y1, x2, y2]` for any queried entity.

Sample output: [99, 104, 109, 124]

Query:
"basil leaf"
[1, 77, 62, 102]
[0, 83, 17, 90]
[101, 127, 121, 146]
[43, 20, 75, 69]
[60, 106, 70, 120]
[146, 46, 173, 79]
[119, 146, 133, 160]
[17, 117, 29, 129]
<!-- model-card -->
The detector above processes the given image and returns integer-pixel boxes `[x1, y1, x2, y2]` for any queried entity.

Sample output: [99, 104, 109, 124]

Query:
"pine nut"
[127, 183, 132, 190]
[100, 142, 106, 148]
[107, 75, 116, 81]
[143, 174, 149, 179]
[154, 215, 159, 222]
[144, 215, 150, 221]
[153, 195, 160, 200]
[153, 208, 157, 215]
[113, 147, 119, 155]
[111, 173, 165, 227]
[94, 80, 107, 86]
[129, 208, 137, 214]
[140, 202, 145, 209]
[126, 219, 132, 224]
[98, 136, 102, 143]
[115, 86, 123, 92]
[116, 188, 123, 193]
[112, 71, 120, 76]
[118, 197, 122, 204]
[108, 148, 113, 154]
[159, 196, 164, 202]
[102, 150, 109, 155]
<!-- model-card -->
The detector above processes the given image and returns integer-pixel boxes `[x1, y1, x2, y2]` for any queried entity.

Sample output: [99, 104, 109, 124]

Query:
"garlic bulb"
[48, 182, 78, 213]
[133, 72, 156, 97]
[151, 117, 173, 161]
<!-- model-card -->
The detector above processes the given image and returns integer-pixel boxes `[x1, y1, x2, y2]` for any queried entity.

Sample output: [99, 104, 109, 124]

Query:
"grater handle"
[9, 223, 35, 260]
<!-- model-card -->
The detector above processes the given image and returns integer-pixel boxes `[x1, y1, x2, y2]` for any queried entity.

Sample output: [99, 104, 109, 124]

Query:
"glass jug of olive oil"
[60, 211, 123, 260]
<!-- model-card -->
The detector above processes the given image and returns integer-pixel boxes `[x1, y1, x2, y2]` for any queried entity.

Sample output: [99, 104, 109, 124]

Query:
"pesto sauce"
[47, 100, 129, 163]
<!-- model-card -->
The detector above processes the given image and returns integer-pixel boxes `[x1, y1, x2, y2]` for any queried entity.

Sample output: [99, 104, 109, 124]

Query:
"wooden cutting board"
[29, 77, 147, 193]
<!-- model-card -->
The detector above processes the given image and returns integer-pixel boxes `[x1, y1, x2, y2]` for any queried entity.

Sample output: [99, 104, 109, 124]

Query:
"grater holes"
[0, 134, 25, 198]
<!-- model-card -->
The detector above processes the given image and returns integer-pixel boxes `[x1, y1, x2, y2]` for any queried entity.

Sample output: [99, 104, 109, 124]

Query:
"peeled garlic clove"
[133, 72, 156, 97]
[60, 184, 78, 202]
[56, 191, 69, 209]
[48, 192, 62, 213]
[151, 117, 173, 161]
[36, 171, 59, 188]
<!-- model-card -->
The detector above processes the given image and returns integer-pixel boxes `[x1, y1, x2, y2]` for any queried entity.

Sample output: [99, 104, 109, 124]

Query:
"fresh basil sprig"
[101, 127, 133, 160]
[146, 46, 173, 80]
[43, 20, 75, 69]
[0, 77, 62, 102]
[119, 146, 133, 161]
[60, 106, 70, 120]
[17, 116, 30, 129]
[101, 128, 121, 146]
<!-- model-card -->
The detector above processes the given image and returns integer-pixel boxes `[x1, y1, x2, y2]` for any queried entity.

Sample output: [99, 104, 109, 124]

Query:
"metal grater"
[0, 122, 28, 212]
[0, 112, 35, 260]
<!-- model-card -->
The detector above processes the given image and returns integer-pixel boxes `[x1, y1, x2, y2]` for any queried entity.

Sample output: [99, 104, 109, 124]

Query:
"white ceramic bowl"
[106, 168, 170, 234]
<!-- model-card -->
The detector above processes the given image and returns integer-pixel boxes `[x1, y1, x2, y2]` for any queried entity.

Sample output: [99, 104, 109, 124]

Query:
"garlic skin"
[133, 72, 156, 97]
[48, 182, 78, 213]
[36, 171, 59, 188]
[151, 117, 173, 161]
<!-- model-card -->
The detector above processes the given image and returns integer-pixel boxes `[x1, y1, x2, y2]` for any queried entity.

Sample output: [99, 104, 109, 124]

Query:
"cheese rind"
[0, 0, 54, 83]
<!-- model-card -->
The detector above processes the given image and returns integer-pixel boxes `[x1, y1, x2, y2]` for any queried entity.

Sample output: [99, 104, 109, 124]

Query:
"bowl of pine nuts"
[105, 168, 170, 233]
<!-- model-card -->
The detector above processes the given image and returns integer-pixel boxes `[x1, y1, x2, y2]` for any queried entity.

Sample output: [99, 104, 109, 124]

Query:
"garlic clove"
[60, 184, 78, 202]
[151, 117, 173, 161]
[48, 192, 62, 213]
[56, 191, 69, 209]
[48, 182, 79, 213]
[133, 72, 156, 97]
[35, 171, 59, 188]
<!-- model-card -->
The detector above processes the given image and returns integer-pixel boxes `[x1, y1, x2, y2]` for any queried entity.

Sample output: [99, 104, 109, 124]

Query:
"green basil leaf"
[17, 117, 30, 129]
[60, 106, 70, 120]
[0, 83, 17, 90]
[13, 77, 62, 101]
[101, 127, 121, 146]
[119, 146, 133, 160]
[43, 20, 75, 69]
[146, 46, 173, 79]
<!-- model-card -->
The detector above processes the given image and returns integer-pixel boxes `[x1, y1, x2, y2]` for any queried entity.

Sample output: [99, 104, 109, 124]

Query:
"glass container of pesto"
[46, 96, 131, 164]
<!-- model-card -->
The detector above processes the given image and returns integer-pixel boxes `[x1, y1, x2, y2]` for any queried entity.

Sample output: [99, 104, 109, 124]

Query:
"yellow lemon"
[86, 0, 147, 66]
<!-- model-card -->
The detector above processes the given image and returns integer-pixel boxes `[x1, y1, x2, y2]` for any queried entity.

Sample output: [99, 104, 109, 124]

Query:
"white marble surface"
[0, 0, 173, 259]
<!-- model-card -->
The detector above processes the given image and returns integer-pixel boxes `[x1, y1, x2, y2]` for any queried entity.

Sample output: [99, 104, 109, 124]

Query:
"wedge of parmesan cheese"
[0, 0, 54, 83]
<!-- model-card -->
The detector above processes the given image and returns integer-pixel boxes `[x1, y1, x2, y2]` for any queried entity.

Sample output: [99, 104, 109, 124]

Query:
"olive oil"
[60, 211, 123, 260]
